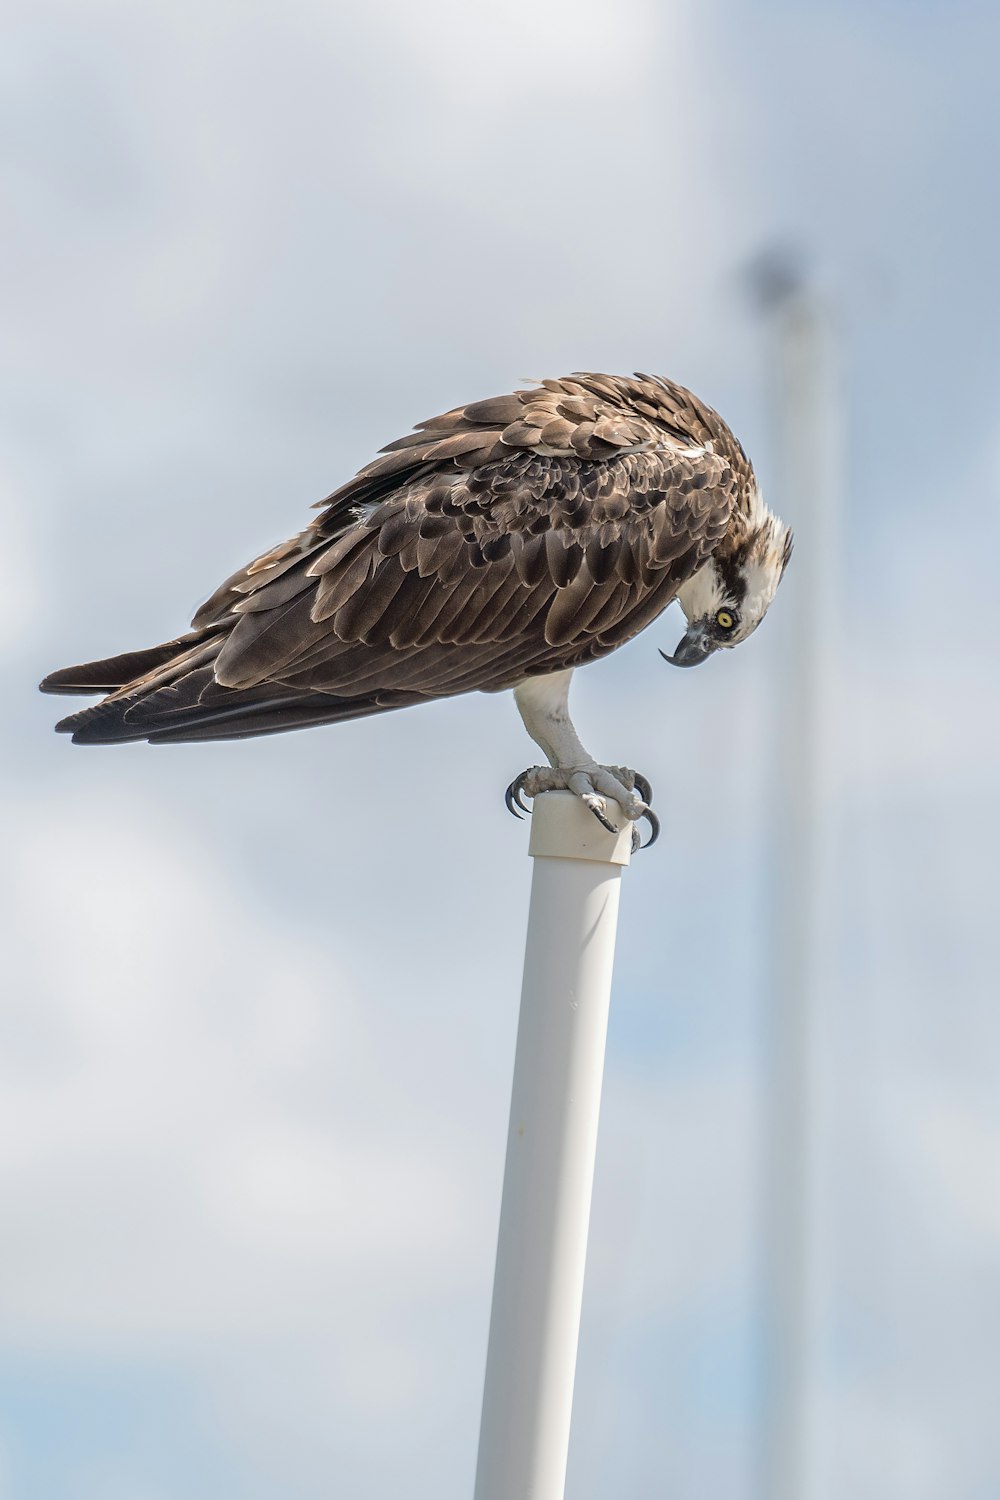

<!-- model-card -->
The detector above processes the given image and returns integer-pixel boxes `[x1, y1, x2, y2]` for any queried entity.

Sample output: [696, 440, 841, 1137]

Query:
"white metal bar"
[474, 790, 632, 1500]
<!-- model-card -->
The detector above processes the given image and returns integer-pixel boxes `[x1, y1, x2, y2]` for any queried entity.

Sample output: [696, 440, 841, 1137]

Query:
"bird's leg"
[507, 669, 659, 848]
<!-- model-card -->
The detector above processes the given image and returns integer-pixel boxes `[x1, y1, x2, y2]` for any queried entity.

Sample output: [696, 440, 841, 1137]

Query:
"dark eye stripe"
[716, 553, 749, 605]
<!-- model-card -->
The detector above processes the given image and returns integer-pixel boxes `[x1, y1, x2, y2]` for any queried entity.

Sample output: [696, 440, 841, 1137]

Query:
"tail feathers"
[40, 631, 212, 695]
[50, 636, 225, 744]
[52, 666, 216, 743]
[51, 656, 426, 746]
[44, 629, 429, 746]
[61, 677, 421, 745]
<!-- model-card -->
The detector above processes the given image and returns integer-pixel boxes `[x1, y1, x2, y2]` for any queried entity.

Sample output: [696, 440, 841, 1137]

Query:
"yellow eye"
[716, 609, 736, 630]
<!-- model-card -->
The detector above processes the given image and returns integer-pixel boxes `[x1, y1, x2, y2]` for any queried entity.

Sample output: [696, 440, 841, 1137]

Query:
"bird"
[40, 371, 792, 848]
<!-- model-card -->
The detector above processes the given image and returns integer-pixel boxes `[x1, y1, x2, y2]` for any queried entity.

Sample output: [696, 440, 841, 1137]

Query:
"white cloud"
[0, 789, 494, 1353]
[0, 464, 41, 651]
[885, 1086, 1000, 1248]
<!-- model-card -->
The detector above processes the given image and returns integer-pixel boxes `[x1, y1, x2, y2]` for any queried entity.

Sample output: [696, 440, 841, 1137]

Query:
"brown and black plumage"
[42, 372, 791, 837]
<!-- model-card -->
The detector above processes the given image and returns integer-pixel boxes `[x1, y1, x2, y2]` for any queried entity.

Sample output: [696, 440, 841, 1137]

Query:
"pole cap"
[527, 791, 634, 866]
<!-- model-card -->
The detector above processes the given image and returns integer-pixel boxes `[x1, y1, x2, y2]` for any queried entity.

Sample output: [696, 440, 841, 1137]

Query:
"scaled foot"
[505, 765, 660, 850]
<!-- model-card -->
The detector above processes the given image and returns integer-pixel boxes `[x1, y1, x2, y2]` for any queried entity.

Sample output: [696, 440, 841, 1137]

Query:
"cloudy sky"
[3, 0, 998, 1496]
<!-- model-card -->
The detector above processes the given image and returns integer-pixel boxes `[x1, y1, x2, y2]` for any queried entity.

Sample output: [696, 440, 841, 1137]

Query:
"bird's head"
[663, 507, 793, 668]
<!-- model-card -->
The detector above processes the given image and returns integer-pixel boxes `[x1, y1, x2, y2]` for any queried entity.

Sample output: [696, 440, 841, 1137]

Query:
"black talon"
[633, 772, 653, 806]
[505, 772, 535, 819]
[640, 807, 660, 849]
[589, 804, 619, 835]
[504, 781, 524, 819]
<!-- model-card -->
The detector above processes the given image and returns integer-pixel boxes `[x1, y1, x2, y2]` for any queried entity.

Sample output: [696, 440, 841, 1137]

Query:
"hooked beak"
[659, 623, 718, 669]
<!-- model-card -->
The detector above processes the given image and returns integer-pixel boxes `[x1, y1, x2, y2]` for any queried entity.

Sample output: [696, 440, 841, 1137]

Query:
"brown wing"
[45, 374, 743, 744]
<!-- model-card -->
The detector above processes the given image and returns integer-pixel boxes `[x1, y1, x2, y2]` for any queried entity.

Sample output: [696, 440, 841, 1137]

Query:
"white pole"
[474, 790, 633, 1500]
[754, 273, 843, 1500]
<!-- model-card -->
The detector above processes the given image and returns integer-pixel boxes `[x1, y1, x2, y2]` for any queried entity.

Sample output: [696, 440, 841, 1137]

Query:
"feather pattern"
[42, 372, 762, 744]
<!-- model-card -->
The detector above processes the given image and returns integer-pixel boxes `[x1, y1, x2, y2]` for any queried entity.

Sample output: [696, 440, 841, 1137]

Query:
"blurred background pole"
[749, 255, 844, 1500]
[474, 791, 632, 1500]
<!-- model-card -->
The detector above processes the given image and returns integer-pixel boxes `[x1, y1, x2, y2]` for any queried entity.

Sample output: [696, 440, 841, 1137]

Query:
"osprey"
[41, 372, 792, 847]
